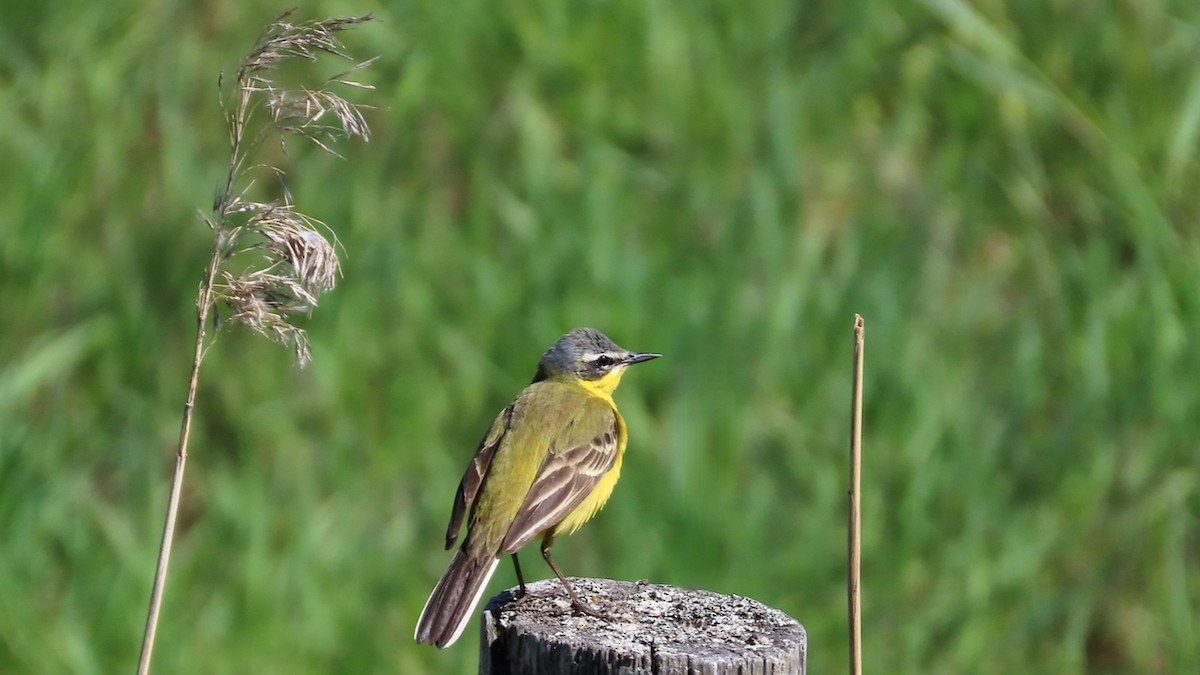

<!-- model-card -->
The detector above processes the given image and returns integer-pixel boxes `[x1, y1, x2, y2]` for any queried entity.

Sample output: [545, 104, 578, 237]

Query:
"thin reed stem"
[137, 239, 220, 667]
[136, 241, 221, 675]
[849, 314, 865, 675]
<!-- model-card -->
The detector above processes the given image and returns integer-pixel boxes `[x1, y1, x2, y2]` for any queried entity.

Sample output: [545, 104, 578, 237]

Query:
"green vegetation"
[2, 1, 1197, 673]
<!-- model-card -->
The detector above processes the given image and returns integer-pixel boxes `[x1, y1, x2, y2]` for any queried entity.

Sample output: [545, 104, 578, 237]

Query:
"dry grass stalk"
[137, 10, 375, 675]
[849, 315, 865, 675]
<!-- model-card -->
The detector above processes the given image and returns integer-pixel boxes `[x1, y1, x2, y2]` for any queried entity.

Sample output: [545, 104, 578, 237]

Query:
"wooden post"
[480, 578, 806, 675]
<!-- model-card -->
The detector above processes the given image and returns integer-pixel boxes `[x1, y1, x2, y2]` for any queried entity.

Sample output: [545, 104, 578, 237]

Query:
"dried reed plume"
[137, 11, 375, 674]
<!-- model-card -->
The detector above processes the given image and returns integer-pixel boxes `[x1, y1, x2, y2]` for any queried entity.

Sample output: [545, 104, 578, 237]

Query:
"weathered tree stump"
[480, 578, 806, 675]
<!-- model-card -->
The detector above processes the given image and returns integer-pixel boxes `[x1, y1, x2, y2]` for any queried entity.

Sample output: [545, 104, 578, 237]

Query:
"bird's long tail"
[414, 550, 500, 648]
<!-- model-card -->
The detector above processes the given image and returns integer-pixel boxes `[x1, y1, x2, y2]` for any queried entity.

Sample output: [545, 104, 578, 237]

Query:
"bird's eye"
[593, 355, 614, 368]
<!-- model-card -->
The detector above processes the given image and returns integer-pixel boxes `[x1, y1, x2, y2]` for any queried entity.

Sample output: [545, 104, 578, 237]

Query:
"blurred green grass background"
[2, 0, 1198, 673]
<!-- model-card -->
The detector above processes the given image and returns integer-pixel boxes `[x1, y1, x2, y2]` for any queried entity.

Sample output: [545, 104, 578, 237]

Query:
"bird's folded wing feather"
[499, 399, 618, 553]
[445, 404, 513, 549]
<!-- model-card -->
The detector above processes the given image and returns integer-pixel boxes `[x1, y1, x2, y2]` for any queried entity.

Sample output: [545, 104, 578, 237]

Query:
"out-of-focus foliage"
[1, 1, 1197, 673]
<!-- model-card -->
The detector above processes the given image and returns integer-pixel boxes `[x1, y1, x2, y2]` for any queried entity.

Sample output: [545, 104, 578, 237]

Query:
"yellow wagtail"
[414, 328, 661, 648]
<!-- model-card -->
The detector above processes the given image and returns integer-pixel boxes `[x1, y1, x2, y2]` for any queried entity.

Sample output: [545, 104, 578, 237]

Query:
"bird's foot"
[512, 588, 549, 604]
[569, 598, 606, 619]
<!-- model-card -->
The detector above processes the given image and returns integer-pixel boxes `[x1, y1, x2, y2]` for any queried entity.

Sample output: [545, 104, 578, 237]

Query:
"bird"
[414, 328, 661, 648]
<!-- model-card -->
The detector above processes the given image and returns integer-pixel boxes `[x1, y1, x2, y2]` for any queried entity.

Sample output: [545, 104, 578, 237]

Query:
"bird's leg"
[510, 553, 529, 599]
[541, 540, 604, 618]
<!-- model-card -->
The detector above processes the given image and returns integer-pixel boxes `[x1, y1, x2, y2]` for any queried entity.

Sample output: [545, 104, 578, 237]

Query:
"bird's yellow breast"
[545, 368, 630, 537]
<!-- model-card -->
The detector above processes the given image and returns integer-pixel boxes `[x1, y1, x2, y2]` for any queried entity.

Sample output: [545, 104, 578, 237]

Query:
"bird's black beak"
[623, 352, 662, 365]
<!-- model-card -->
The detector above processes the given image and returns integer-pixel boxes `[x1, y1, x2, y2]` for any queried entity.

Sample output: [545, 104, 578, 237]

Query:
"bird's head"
[533, 328, 660, 393]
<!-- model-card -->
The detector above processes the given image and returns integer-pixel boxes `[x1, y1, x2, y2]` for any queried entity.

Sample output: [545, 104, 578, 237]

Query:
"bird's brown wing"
[445, 404, 513, 550]
[499, 399, 618, 553]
